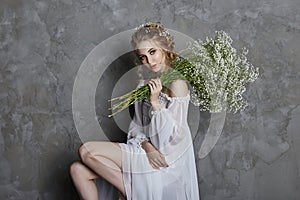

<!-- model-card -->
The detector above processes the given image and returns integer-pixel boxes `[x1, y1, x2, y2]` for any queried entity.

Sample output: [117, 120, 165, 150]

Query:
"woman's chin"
[148, 68, 160, 73]
[153, 69, 163, 74]
[146, 66, 165, 73]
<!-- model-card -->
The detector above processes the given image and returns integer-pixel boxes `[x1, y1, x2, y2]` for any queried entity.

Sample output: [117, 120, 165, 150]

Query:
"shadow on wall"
[0, 148, 80, 199]
[95, 51, 140, 143]
[39, 151, 80, 199]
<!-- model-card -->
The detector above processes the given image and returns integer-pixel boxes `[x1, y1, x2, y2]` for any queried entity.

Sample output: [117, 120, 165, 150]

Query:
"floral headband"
[134, 22, 171, 37]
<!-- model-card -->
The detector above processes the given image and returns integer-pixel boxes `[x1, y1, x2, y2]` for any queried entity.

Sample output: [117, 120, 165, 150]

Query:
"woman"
[70, 22, 200, 200]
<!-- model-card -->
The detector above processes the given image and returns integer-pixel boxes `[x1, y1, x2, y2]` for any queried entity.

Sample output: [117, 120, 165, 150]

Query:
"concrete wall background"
[0, 0, 299, 199]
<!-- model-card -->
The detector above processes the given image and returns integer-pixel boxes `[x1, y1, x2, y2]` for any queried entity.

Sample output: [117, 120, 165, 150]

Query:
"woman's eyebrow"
[148, 48, 154, 53]
[137, 48, 155, 56]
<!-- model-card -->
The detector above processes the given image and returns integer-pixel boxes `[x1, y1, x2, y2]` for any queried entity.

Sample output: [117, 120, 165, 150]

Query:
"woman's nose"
[147, 56, 153, 64]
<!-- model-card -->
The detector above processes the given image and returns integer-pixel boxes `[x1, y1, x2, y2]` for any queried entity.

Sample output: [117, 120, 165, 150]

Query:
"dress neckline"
[159, 91, 190, 101]
[139, 79, 190, 101]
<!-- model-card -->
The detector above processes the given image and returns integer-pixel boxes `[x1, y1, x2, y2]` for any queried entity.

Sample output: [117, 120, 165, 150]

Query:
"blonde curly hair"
[131, 22, 177, 80]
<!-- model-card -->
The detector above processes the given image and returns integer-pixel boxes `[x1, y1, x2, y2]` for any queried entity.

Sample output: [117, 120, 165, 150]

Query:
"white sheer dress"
[95, 80, 200, 200]
[120, 81, 199, 200]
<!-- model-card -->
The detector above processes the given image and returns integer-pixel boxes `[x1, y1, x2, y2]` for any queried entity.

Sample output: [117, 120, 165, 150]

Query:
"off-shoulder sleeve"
[148, 92, 190, 152]
[126, 80, 149, 148]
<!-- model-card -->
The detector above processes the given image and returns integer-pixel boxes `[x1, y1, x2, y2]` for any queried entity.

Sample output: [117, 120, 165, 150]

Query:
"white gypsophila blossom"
[184, 30, 259, 113]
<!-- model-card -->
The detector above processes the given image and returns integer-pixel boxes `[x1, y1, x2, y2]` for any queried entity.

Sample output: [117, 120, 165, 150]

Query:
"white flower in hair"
[134, 22, 171, 37]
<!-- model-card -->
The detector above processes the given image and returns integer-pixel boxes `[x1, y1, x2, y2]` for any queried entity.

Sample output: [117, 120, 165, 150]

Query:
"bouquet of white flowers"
[108, 30, 259, 117]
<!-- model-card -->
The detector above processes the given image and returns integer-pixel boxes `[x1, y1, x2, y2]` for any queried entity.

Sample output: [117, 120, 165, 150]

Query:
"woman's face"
[136, 40, 169, 73]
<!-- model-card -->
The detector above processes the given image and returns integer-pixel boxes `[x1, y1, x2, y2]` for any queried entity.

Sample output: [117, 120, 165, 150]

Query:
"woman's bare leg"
[79, 141, 126, 197]
[70, 161, 100, 200]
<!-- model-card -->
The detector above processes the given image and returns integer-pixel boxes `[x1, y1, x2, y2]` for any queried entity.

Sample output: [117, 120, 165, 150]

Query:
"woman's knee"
[79, 142, 95, 157]
[70, 161, 99, 181]
[70, 161, 85, 178]
[79, 142, 103, 163]
[78, 141, 122, 167]
[78, 143, 89, 160]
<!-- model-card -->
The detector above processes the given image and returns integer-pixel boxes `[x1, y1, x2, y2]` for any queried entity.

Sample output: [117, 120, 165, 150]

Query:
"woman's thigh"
[81, 141, 123, 169]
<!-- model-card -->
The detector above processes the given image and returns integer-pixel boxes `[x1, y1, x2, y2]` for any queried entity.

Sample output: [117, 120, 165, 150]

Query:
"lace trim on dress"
[150, 108, 168, 116]
[139, 79, 190, 102]
[148, 92, 190, 116]
[159, 91, 190, 102]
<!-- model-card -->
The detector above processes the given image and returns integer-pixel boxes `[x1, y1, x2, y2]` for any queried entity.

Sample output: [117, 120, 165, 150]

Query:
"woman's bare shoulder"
[168, 79, 189, 97]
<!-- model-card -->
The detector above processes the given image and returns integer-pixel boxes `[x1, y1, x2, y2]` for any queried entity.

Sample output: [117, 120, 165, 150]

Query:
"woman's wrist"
[141, 140, 156, 153]
[141, 140, 149, 151]
[150, 100, 162, 111]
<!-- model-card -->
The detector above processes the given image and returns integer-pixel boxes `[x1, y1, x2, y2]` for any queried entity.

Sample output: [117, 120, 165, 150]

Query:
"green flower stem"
[108, 59, 189, 117]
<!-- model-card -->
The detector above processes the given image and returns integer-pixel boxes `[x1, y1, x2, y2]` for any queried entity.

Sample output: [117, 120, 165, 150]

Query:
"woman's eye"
[150, 50, 156, 55]
[139, 55, 145, 60]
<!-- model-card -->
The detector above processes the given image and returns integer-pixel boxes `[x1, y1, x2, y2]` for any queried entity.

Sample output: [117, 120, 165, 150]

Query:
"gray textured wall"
[1, 0, 300, 199]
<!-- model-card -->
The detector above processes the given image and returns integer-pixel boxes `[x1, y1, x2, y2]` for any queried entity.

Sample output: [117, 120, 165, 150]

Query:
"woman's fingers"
[148, 82, 154, 92]
[148, 78, 163, 110]
[162, 160, 169, 167]
[159, 156, 169, 167]
[151, 160, 160, 169]
[152, 160, 162, 169]
[147, 151, 169, 169]
[148, 83, 156, 94]
[148, 79, 162, 92]
[148, 80, 156, 88]
[151, 157, 168, 168]
[152, 79, 161, 88]
[156, 159, 166, 167]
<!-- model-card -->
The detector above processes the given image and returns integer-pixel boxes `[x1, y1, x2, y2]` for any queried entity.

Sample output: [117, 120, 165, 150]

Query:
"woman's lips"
[150, 64, 157, 69]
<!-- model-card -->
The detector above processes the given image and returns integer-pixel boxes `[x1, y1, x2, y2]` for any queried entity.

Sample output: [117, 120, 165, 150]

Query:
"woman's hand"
[141, 141, 169, 169]
[147, 78, 162, 104]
